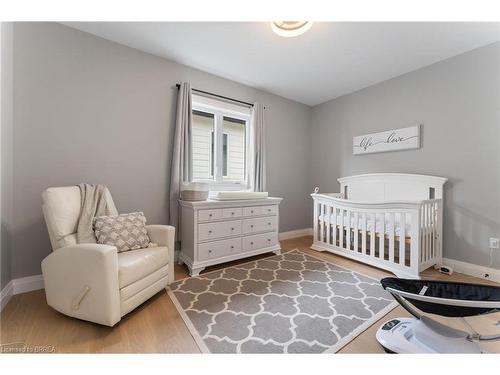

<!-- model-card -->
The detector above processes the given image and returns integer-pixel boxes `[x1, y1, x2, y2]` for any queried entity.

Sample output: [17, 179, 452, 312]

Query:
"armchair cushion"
[117, 246, 169, 288]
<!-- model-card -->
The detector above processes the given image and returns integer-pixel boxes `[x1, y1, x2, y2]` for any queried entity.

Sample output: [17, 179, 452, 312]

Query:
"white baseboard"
[0, 274, 44, 311]
[0, 280, 14, 312]
[279, 228, 313, 241]
[13, 274, 44, 294]
[443, 258, 500, 283]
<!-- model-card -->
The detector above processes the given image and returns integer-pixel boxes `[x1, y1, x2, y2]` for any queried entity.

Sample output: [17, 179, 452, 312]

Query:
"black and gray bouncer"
[376, 278, 500, 353]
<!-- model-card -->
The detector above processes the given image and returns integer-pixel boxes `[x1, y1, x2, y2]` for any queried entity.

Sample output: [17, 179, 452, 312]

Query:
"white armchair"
[41, 186, 175, 326]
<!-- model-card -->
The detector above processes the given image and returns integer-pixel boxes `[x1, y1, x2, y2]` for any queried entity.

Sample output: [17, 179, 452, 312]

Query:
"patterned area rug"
[168, 249, 397, 353]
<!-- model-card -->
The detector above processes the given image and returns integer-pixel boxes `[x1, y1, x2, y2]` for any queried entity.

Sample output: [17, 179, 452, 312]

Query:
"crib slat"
[438, 200, 443, 261]
[389, 213, 395, 263]
[326, 205, 331, 245]
[361, 213, 367, 255]
[428, 202, 432, 261]
[426, 203, 430, 262]
[319, 204, 325, 243]
[399, 212, 406, 265]
[432, 202, 438, 259]
[346, 210, 351, 250]
[423, 204, 428, 262]
[422, 203, 426, 262]
[313, 201, 319, 243]
[420, 205, 424, 263]
[339, 209, 344, 249]
[370, 213, 376, 256]
[379, 213, 385, 259]
[332, 206, 337, 246]
[354, 212, 359, 252]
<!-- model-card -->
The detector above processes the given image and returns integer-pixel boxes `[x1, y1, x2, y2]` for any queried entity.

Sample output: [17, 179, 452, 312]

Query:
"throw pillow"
[93, 212, 150, 252]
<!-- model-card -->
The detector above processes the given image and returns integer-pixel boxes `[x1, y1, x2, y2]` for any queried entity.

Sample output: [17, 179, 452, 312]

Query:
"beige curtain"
[169, 82, 192, 239]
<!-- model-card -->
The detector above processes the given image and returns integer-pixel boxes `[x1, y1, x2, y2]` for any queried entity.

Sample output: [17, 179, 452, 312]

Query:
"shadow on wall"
[445, 187, 500, 268]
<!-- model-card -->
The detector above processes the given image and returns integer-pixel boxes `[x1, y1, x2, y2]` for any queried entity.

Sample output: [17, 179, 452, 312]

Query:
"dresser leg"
[190, 266, 205, 277]
[273, 248, 281, 255]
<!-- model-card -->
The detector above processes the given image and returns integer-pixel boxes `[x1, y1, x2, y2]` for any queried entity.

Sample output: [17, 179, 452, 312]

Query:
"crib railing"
[311, 194, 442, 278]
[419, 199, 442, 270]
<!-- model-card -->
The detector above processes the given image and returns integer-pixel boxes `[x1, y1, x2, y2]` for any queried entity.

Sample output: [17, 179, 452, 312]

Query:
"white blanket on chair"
[76, 183, 118, 243]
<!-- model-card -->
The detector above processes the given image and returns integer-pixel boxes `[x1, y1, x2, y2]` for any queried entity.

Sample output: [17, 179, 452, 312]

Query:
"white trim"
[0, 274, 44, 311]
[443, 258, 500, 283]
[0, 280, 14, 311]
[12, 274, 44, 294]
[278, 228, 313, 241]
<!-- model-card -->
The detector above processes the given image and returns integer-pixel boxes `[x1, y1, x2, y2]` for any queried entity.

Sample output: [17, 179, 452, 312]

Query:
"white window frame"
[192, 98, 251, 191]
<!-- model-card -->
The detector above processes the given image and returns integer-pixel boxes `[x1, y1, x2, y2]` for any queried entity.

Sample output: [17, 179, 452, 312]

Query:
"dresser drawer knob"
[268, 208, 271, 212]
[231, 227, 235, 231]
[250, 225, 254, 228]
[250, 242, 254, 245]
[230, 245, 234, 249]
[208, 250, 212, 253]
[208, 230, 212, 234]
[268, 222, 271, 225]
[231, 212, 235, 215]
[267, 238, 271, 241]
[251, 210, 254, 214]
[209, 214, 213, 217]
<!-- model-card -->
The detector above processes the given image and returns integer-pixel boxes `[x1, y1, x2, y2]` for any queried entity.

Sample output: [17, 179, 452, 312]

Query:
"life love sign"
[353, 125, 421, 155]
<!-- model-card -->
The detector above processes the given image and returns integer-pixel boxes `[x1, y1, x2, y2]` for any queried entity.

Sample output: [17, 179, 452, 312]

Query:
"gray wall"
[11, 23, 312, 279]
[1, 23, 14, 290]
[311, 42, 500, 269]
[7, 22, 499, 280]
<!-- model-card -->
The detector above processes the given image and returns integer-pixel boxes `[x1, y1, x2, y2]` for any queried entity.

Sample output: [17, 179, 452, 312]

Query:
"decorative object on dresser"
[353, 125, 421, 155]
[179, 197, 282, 276]
[311, 173, 447, 279]
[180, 181, 210, 201]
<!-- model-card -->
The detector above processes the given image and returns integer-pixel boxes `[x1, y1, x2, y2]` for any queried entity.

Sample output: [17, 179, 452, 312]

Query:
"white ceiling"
[64, 22, 499, 106]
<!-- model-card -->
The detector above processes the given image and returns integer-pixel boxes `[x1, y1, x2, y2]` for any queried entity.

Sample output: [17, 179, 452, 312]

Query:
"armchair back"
[41, 186, 117, 250]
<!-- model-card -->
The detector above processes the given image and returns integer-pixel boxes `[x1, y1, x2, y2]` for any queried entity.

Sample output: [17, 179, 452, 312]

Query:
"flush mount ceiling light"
[271, 21, 312, 37]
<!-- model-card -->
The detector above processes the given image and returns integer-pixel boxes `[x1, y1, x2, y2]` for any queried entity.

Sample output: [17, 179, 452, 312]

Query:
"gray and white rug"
[168, 249, 397, 353]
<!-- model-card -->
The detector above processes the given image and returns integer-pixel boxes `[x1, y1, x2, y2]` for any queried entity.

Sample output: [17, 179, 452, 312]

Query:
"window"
[192, 95, 250, 190]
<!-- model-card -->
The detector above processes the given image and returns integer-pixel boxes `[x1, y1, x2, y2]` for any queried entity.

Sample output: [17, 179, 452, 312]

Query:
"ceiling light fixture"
[271, 21, 312, 38]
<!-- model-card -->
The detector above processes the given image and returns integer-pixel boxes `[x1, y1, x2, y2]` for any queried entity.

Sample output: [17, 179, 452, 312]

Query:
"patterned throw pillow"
[93, 212, 150, 252]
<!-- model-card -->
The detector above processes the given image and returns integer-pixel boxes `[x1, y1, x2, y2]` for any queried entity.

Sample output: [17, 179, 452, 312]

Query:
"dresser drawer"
[242, 205, 277, 217]
[198, 238, 242, 261]
[221, 207, 242, 219]
[198, 220, 242, 241]
[198, 209, 222, 221]
[242, 232, 278, 252]
[242, 216, 277, 235]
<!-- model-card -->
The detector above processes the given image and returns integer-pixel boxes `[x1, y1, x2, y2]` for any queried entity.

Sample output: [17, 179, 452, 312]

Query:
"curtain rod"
[176, 83, 254, 108]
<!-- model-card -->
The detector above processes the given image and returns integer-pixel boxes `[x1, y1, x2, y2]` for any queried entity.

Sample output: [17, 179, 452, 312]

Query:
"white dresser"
[179, 197, 282, 276]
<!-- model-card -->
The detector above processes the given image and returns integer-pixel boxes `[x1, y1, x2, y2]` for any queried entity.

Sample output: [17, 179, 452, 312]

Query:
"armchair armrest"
[146, 225, 175, 284]
[41, 243, 121, 326]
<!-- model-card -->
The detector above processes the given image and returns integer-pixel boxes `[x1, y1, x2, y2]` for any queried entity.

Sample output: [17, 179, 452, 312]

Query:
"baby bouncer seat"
[376, 278, 500, 353]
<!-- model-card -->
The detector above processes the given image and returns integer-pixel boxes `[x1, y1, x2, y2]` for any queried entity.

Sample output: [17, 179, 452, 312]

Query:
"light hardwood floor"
[1, 236, 499, 353]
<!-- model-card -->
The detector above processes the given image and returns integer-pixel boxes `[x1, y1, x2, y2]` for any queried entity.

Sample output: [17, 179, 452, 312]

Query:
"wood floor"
[1, 236, 499, 353]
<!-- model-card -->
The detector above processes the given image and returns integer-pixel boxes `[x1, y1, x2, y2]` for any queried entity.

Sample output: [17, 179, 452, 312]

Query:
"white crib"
[311, 173, 448, 278]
